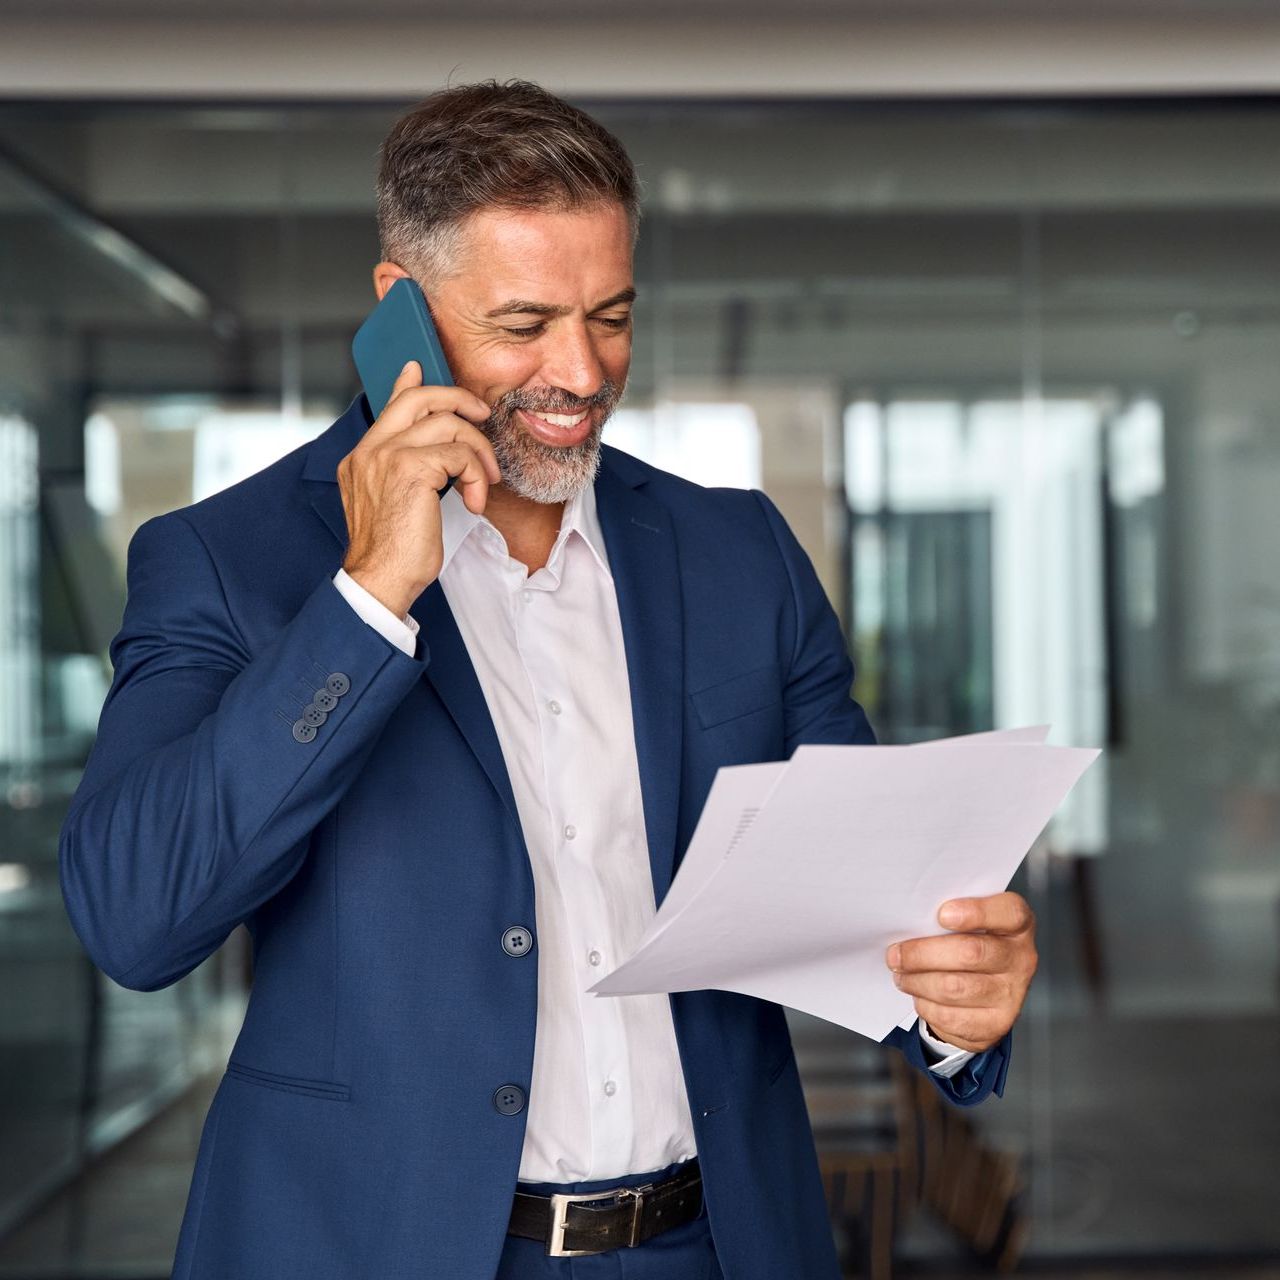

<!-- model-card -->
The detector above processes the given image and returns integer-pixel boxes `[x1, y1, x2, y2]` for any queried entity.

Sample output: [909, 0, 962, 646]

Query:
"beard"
[482, 377, 625, 505]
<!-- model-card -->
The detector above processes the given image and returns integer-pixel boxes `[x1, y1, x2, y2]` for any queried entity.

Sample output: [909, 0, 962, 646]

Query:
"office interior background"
[1, 2, 1278, 1276]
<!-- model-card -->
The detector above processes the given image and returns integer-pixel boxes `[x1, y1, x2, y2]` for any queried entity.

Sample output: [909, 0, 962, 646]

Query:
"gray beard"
[483, 378, 624, 505]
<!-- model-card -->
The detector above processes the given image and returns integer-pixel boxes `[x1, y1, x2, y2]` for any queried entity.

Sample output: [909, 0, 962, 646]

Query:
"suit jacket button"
[302, 704, 328, 727]
[312, 688, 338, 711]
[291, 720, 317, 743]
[493, 1085, 526, 1116]
[501, 926, 533, 957]
[326, 672, 351, 696]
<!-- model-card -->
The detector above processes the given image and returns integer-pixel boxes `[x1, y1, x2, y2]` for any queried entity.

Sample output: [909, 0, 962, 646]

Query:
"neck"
[482, 485, 565, 574]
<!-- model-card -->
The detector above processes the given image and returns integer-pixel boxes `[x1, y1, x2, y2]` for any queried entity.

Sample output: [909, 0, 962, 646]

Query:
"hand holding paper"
[589, 727, 1098, 1045]
[889, 890, 1038, 1053]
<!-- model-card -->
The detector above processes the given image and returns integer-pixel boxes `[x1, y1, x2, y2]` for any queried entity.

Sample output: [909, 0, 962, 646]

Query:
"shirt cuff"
[332, 569, 420, 658]
[917, 1018, 978, 1079]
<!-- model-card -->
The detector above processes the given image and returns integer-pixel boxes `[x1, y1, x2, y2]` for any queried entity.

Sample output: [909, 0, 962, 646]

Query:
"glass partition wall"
[0, 135, 249, 1275]
[0, 99, 1276, 1274]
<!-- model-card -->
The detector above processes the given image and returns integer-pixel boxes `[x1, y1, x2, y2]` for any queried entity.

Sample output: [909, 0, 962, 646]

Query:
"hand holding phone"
[339, 332, 500, 618]
[352, 276, 464, 500]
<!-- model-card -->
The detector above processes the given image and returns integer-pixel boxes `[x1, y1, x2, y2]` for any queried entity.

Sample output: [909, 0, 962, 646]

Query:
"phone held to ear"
[351, 278, 459, 498]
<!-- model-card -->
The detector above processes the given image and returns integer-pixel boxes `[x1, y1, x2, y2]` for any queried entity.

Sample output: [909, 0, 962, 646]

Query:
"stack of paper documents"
[589, 727, 1100, 1041]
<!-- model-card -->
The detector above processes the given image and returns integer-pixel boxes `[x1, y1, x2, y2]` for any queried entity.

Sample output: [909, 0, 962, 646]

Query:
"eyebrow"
[484, 287, 637, 319]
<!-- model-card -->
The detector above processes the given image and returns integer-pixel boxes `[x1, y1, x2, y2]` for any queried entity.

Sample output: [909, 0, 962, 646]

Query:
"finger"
[938, 891, 1034, 937]
[395, 415, 502, 485]
[889, 931, 1014, 975]
[414, 442, 492, 513]
[391, 359, 423, 394]
[893, 968, 1005, 1008]
[377, 383, 493, 432]
[456, 461, 493, 514]
[910, 998, 1004, 1053]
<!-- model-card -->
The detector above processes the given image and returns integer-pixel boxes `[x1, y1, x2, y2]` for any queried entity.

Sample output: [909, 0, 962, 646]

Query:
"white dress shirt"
[331, 484, 974, 1181]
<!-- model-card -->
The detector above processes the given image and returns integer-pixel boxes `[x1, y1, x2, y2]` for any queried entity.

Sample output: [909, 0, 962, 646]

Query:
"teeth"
[531, 409, 588, 428]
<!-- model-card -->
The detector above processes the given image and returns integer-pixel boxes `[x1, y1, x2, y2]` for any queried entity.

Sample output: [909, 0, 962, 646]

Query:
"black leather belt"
[507, 1157, 702, 1257]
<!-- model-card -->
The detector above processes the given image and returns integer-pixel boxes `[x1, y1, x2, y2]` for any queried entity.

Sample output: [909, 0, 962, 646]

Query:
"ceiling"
[4, 5, 1280, 102]
[2, 0, 1278, 14]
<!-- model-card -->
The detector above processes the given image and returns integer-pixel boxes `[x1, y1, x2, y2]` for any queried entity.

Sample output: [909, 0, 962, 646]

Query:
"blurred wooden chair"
[800, 1042, 1028, 1278]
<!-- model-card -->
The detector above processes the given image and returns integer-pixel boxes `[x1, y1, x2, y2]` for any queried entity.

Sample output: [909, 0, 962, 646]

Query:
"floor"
[0, 1074, 218, 1280]
[1, 1011, 1278, 1279]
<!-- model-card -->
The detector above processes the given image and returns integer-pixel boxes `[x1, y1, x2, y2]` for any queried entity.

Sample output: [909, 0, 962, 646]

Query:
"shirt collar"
[438, 479, 611, 578]
[564, 479, 612, 577]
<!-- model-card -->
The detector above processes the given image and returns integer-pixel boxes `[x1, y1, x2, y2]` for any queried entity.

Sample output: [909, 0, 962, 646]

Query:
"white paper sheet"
[589, 727, 1098, 1042]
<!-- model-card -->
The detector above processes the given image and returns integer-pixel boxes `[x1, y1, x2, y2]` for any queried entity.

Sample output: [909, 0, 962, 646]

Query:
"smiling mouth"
[522, 408, 589, 429]
[516, 406, 597, 448]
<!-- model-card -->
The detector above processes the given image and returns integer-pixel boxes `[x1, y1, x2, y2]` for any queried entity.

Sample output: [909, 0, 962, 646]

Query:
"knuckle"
[963, 936, 986, 967]
[943, 972, 967, 1000]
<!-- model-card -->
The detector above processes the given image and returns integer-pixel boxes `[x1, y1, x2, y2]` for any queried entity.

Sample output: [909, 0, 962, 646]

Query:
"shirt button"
[563, 824, 577, 841]
[548, 699, 562, 716]
[522, 590, 533, 603]
[501, 926, 533, 957]
[603, 1080, 617, 1098]
[587, 949, 602, 967]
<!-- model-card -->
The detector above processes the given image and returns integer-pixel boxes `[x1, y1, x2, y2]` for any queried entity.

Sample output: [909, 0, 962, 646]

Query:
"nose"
[538, 320, 606, 401]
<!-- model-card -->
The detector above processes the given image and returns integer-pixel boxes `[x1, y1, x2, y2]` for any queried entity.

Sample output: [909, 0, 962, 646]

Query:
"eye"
[594, 315, 630, 329]
[503, 323, 547, 337]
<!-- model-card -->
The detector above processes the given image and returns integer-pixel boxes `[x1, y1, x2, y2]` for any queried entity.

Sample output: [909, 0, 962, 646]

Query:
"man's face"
[400, 202, 634, 504]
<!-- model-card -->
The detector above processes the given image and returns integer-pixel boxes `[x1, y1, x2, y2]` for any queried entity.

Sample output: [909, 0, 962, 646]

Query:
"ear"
[371, 261, 411, 302]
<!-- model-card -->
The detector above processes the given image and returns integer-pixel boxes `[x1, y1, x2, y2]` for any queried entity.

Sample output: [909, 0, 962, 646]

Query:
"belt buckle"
[547, 1183, 651, 1257]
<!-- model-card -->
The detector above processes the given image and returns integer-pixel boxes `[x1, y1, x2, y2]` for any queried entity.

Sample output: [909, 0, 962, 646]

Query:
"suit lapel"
[302, 394, 521, 827]
[595, 450, 686, 907]
[409, 582, 522, 829]
[302, 393, 368, 550]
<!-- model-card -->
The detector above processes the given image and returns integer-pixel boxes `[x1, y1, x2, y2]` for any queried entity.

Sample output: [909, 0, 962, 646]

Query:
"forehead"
[450, 203, 633, 302]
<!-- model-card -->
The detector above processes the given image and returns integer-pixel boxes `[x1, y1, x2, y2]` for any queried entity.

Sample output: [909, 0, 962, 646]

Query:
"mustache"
[494, 379, 624, 417]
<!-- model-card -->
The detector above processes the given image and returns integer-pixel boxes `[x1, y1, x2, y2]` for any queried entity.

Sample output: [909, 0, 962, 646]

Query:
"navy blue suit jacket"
[60, 393, 1008, 1280]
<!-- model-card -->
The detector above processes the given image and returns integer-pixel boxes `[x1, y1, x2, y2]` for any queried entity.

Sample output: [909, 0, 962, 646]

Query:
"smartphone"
[352, 277, 454, 416]
[351, 278, 459, 496]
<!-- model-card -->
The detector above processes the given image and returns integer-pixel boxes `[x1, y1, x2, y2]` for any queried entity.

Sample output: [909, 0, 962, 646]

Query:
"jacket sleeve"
[882, 1024, 1012, 1106]
[58, 511, 429, 992]
[751, 490, 1012, 1107]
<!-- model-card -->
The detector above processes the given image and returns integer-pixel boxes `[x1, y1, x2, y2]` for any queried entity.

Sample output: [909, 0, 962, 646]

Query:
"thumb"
[392, 359, 423, 392]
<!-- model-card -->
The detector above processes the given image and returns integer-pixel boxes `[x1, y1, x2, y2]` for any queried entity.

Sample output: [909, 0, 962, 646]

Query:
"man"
[59, 81, 1036, 1279]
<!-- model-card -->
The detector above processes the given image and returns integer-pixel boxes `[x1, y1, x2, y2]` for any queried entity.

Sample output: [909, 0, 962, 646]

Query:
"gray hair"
[375, 79, 641, 288]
